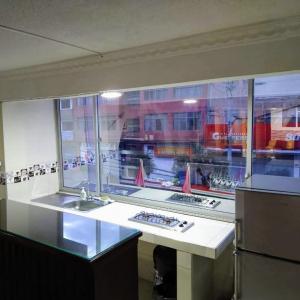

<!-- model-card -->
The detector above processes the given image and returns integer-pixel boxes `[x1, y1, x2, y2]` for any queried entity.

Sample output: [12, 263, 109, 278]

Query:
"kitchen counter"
[30, 193, 235, 300]
[32, 193, 234, 259]
[3, 194, 234, 300]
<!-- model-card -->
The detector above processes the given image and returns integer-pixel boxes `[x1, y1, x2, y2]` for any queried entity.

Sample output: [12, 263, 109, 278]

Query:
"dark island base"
[0, 232, 140, 300]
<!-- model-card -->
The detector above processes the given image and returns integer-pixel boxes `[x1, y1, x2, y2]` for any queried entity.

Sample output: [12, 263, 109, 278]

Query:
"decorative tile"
[0, 161, 59, 185]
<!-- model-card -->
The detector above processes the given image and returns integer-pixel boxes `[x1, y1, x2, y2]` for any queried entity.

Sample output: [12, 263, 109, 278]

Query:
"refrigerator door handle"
[235, 219, 242, 246]
[234, 250, 241, 300]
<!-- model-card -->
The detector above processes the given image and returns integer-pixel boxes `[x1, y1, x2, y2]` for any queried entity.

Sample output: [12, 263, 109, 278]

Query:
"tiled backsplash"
[0, 156, 96, 185]
[0, 162, 59, 185]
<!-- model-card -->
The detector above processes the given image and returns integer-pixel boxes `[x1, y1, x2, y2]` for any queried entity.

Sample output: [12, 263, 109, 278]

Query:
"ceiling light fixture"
[101, 91, 123, 99]
[183, 99, 197, 104]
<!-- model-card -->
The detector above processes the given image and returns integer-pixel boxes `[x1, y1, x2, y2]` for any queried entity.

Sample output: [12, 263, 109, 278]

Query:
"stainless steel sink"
[32, 193, 112, 212]
[63, 199, 109, 211]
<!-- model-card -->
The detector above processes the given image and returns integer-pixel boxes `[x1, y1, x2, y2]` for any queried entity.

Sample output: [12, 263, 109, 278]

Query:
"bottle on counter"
[80, 187, 87, 201]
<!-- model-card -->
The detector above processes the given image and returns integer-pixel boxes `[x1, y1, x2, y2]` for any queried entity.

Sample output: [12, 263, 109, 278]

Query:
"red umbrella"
[182, 164, 191, 194]
[135, 159, 145, 187]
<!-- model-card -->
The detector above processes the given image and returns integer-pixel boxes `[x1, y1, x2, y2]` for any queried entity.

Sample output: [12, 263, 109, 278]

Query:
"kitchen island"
[0, 200, 142, 300]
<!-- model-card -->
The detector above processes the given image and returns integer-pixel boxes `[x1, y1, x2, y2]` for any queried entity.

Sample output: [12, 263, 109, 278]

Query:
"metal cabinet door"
[235, 250, 300, 300]
[235, 189, 300, 262]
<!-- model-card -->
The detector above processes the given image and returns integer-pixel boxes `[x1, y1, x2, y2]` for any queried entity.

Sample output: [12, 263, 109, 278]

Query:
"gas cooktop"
[167, 193, 221, 209]
[128, 211, 194, 232]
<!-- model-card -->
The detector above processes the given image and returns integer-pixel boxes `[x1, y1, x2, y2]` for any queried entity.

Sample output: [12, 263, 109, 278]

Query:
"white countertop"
[29, 197, 234, 259]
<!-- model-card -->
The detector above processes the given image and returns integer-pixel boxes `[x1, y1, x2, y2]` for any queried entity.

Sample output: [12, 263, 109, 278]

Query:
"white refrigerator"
[235, 175, 300, 300]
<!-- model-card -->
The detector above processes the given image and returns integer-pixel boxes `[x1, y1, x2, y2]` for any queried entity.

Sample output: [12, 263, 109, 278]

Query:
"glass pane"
[253, 74, 300, 178]
[98, 80, 248, 205]
[60, 96, 97, 191]
[2, 200, 140, 261]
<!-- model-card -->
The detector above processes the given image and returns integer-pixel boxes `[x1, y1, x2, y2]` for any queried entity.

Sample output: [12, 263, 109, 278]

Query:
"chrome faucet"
[85, 181, 93, 201]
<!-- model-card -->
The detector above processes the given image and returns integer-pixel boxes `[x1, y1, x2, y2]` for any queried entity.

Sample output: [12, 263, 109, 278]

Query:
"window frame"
[246, 79, 254, 179]
[57, 95, 100, 195]
[57, 79, 256, 221]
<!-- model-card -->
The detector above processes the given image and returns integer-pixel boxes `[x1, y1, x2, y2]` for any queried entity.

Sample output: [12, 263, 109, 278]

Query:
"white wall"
[2, 99, 59, 202]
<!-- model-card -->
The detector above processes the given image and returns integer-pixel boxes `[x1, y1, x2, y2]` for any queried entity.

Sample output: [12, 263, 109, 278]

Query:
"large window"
[96, 80, 248, 199]
[253, 74, 300, 178]
[59, 96, 97, 192]
[58, 74, 300, 216]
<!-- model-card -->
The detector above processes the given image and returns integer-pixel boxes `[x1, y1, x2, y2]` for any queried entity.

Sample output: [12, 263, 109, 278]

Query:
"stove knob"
[183, 221, 187, 225]
[179, 224, 184, 227]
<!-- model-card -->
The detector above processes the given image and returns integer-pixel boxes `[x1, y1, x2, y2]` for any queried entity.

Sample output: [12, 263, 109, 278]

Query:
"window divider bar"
[56, 99, 66, 191]
[246, 79, 254, 178]
[94, 95, 101, 195]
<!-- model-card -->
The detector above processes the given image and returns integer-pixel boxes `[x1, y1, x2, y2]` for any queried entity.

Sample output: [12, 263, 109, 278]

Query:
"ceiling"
[0, 0, 300, 72]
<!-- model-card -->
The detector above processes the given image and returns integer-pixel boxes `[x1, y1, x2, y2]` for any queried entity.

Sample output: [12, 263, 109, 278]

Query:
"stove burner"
[167, 193, 220, 208]
[134, 212, 180, 227]
[129, 211, 194, 232]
